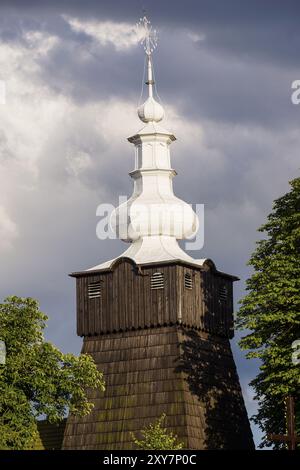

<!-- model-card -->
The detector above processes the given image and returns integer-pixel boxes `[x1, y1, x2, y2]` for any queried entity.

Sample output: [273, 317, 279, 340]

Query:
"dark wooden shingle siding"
[76, 260, 234, 338]
[63, 260, 254, 450]
[62, 326, 254, 450]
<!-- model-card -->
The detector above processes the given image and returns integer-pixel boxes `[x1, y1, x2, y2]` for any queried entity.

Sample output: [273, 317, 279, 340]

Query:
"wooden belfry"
[62, 17, 254, 450]
[62, 259, 254, 449]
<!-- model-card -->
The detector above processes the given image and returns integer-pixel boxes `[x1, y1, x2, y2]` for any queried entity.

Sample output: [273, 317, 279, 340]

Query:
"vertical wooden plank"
[177, 265, 183, 325]
[210, 273, 215, 334]
[131, 264, 134, 331]
[219, 276, 225, 336]
[146, 267, 152, 327]
[112, 265, 117, 332]
[83, 277, 87, 335]
[168, 265, 175, 324]
[157, 267, 163, 326]
[131, 262, 135, 329]
[136, 267, 141, 328]
[112, 264, 118, 332]
[90, 275, 96, 335]
[228, 279, 234, 337]
[142, 266, 147, 328]
[79, 277, 84, 335]
[123, 261, 128, 330]
[210, 271, 214, 333]
[190, 269, 195, 327]
[102, 273, 107, 333]
[137, 267, 141, 328]
[152, 266, 157, 326]
[111, 269, 118, 331]
[116, 264, 121, 332]
[139, 267, 144, 328]
[129, 262, 133, 329]
[173, 265, 178, 325]
[128, 261, 133, 329]
[76, 278, 81, 336]
[98, 274, 103, 334]
[206, 270, 210, 331]
[88, 276, 93, 335]
[189, 269, 193, 326]
[197, 270, 201, 330]
[97, 274, 102, 335]
[123, 262, 128, 331]
[195, 269, 201, 329]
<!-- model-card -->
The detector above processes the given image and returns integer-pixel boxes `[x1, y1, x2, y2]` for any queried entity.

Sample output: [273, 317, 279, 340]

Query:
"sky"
[0, 0, 299, 448]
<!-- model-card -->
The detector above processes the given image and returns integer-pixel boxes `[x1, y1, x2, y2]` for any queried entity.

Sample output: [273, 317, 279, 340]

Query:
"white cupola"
[88, 17, 205, 271]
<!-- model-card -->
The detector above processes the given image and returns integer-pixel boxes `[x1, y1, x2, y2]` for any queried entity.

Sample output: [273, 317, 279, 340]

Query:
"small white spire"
[138, 16, 158, 98]
[147, 55, 154, 98]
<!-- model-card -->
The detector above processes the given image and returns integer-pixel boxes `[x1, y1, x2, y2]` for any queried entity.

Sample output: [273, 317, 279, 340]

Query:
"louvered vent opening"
[88, 281, 101, 299]
[219, 285, 228, 302]
[150, 272, 164, 290]
[184, 273, 193, 289]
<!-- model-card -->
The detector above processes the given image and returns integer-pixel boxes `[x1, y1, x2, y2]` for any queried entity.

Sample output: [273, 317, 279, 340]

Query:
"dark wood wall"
[63, 260, 254, 450]
[75, 259, 234, 339]
[63, 326, 254, 450]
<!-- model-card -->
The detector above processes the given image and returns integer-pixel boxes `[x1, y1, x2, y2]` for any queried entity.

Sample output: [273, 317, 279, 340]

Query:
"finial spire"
[87, 13, 200, 272]
[136, 16, 164, 123]
[138, 16, 158, 56]
[137, 16, 158, 98]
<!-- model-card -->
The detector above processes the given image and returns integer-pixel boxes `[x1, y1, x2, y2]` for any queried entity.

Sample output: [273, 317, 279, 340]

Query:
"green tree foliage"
[0, 296, 105, 449]
[236, 177, 300, 448]
[131, 414, 184, 450]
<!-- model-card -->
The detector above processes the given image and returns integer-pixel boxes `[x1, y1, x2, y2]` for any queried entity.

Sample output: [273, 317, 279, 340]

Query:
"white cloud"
[187, 31, 206, 43]
[66, 150, 92, 177]
[24, 30, 59, 57]
[0, 205, 18, 252]
[64, 16, 142, 51]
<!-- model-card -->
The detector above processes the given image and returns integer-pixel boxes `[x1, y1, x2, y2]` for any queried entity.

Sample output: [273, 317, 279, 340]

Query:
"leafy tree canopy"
[0, 296, 105, 449]
[236, 177, 300, 448]
[132, 414, 184, 450]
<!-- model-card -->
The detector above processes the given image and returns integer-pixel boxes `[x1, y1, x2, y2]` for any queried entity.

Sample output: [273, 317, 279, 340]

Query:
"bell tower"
[62, 17, 254, 450]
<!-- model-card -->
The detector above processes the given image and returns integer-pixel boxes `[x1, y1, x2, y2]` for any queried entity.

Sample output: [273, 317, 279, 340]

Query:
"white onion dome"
[138, 96, 164, 123]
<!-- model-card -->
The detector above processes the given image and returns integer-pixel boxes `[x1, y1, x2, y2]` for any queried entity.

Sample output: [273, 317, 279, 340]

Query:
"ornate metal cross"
[268, 396, 300, 450]
[137, 16, 158, 56]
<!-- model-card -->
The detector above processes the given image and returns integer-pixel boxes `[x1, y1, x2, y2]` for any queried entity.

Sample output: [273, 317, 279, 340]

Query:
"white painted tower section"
[88, 17, 204, 272]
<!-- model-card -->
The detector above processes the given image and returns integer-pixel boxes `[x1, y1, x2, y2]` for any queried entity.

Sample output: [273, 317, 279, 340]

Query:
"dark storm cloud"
[1, 3, 298, 130]
[2, 0, 300, 67]
[0, 1, 299, 448]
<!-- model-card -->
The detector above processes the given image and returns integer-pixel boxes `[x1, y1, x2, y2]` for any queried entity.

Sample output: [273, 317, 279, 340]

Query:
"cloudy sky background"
[0, 0, 299, 447]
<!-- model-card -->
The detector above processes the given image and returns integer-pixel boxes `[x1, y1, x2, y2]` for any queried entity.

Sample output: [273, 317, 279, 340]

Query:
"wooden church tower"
[62, 17, 254, 450]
